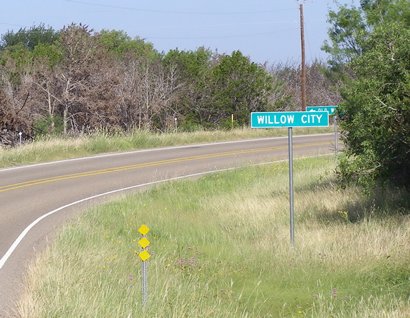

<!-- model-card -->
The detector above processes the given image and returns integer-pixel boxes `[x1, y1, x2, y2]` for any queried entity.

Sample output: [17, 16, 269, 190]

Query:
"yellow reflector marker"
[139, 250, 151, 262]
[138, 237, 150, 249]
[138, 224, 150, 236]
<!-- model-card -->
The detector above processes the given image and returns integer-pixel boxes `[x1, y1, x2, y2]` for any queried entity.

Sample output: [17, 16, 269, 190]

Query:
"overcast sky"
[0, 0, 359, 64]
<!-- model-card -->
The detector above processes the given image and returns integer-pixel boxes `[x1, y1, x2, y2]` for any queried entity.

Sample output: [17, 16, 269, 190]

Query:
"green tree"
[162, 47, 214, 129]
[0, 44, 34, 139]
[31, 43, 64, 134]
[210, 51, 273, 128]
[0, 24, 58, 51]
[331, 3, 410, 188]
[98, 30, 159, 61]
[163, 49, 273, 129]
[0, 25, 63, 137]
[323, 0, 410, 69]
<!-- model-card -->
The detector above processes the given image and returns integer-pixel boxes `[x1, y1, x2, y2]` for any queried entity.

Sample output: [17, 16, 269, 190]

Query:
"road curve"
[0, 134, 335, 315]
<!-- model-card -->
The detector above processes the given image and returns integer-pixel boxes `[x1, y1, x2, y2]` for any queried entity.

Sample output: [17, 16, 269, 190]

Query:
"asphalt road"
[0, 133, 336, 316]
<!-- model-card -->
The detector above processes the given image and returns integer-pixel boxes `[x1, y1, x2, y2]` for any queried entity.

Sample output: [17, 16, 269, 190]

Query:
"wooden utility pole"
[299, 3, 307, 111]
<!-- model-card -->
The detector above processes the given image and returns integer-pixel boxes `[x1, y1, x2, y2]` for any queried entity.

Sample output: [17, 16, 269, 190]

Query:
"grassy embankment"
[0, 127, 332, 168]
[18, 156, 409, 317]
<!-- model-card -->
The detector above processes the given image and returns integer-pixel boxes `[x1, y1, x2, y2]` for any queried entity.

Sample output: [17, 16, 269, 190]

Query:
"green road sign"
[251, 111, 329, 128]
[306, 105, 338, 115]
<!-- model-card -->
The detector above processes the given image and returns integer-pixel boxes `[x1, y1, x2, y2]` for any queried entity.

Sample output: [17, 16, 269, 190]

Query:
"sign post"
[138, 224, 151, 308]
[334, 115, 338, 155]
[288, 127, 294, 246]
[251, 111, 329, 246]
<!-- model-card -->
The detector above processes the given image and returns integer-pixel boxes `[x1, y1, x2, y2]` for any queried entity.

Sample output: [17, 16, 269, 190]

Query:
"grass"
[18, 156, 410, 317]
[0, 127, 333, 168]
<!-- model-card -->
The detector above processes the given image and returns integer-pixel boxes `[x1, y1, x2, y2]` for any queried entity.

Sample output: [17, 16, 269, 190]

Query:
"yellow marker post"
[138, 224, 150, 307]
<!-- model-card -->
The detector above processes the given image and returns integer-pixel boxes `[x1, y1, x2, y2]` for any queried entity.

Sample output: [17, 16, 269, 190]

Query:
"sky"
[0, 0, 359, 64]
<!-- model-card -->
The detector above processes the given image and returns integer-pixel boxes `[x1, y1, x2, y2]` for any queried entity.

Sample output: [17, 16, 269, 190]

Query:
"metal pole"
[142, 261, 148, 307]
[288, 127, 295, 246]
[300, 3, 307, 111]
[334, 116, 338, 156]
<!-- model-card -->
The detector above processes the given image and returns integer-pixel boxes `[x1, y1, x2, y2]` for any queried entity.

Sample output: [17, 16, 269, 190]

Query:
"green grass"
[0, 127, 332, 168]
[18, 156, 410, 317]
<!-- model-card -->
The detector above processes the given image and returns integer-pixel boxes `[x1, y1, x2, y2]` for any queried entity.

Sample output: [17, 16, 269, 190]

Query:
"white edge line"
[0, 168, 237, 269]
[0, 133, 333, 172]
[0, 153, 332, 270]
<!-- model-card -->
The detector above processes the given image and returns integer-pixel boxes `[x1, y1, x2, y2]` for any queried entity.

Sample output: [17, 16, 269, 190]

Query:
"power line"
[138, 20, 297, 31]
[143, 29, 295, 41]
[65, 0, 297, 15]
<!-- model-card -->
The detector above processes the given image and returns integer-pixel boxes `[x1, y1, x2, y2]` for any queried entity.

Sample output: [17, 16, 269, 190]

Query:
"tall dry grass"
[18, 156, 409, 317]
[0, 127, 332, 168]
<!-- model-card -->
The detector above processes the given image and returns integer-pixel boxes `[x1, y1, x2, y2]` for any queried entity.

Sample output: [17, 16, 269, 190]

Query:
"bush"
[33, 115, 64, 137]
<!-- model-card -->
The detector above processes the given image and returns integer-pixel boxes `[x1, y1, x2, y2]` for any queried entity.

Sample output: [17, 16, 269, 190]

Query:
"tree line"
[0, 24, 340, 145]
[1, 0, 408, 190]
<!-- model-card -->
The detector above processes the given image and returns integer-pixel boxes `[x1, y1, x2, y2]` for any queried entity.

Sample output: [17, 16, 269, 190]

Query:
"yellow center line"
[0, 141, 329, 193]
